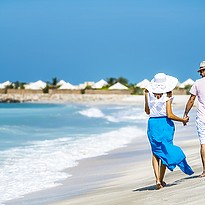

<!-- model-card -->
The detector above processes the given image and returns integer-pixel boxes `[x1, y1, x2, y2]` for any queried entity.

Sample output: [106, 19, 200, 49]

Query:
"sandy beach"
[0, 93, 190, 106]
[4, 95, 204, 205]
[50, 96, 204, 205]
[48, 118, 203, 205]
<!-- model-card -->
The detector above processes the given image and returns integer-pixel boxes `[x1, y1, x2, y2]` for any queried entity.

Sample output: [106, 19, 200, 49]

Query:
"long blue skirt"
[147, 117, 194, 175]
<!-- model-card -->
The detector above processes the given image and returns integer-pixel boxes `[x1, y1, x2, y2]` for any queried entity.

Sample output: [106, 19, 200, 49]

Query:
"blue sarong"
[147, 117, 194, 175]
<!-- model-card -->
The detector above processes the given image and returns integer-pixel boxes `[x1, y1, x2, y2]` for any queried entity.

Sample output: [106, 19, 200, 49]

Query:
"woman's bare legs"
[152, 154, 163, 189]
[159, 162, 166, 186]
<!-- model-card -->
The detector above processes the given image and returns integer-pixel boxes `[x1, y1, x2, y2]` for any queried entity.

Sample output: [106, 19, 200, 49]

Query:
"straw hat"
[197, 61, 205, 72]
[146, 73, 178, 94]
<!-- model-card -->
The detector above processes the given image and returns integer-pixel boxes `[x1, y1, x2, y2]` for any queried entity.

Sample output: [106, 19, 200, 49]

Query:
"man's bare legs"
[200, 144, 205, 177]
[152, 154, 166, 189]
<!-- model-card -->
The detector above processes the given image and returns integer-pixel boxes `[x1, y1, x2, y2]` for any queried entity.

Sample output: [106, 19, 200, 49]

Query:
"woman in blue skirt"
[145, 73, 194, 190]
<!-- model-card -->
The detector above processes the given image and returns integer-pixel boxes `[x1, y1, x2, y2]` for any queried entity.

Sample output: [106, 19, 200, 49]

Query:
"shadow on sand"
[133, 175, 199, 192]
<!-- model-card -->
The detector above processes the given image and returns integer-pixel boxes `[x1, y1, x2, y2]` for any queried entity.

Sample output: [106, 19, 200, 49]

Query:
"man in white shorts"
[183, 61, 205, 177]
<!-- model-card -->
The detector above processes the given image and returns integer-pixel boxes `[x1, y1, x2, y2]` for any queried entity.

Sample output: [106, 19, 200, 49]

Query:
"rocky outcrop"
[0, 98, 21, 103]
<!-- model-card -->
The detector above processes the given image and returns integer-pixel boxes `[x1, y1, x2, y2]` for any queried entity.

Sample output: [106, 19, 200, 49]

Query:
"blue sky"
[0, 0, 205, 85]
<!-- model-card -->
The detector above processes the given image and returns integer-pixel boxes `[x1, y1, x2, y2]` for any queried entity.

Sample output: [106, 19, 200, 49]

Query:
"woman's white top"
[148, 93, 173, 117]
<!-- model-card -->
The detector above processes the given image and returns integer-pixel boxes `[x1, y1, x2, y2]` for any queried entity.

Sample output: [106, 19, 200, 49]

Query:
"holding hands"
[144, 89, 149, 94]
[183, 114, 189, 126]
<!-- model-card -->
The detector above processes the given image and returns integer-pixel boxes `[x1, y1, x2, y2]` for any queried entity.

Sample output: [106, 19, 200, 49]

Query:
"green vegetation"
[42, 83, 49, 93]
[106, 77, 117, 86]
[106, 77, 128, 86]
[51, 77, 58, 86]
[184, 84, 192, 95]
[5, 81, 26, 90]
[47, 77, 60, 89]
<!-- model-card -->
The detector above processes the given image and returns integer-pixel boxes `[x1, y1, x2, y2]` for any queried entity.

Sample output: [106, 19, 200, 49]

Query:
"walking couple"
[144, 61, 205, 190]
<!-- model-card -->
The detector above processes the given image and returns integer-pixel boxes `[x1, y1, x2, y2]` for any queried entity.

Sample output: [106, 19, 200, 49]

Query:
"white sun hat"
[146, 73, 178, 94]
[197, 61, 205, 72]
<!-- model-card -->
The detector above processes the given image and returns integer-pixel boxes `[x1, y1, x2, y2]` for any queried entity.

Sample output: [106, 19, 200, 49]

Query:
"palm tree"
[117, 77, 128, 86]
[106, 77, 117, 86]
[51, 77, 58, 86]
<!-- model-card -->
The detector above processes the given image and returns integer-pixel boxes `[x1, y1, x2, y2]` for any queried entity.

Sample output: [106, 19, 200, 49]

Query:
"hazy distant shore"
[0, 93, 139, 104]
[0, 94, 191, 107]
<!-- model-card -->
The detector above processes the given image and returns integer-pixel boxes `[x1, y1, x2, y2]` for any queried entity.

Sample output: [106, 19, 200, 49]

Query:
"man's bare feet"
[199, 172, 205, 177]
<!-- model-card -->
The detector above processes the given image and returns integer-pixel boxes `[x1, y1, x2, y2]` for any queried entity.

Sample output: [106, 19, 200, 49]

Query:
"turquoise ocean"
[0, 103, 147, 204]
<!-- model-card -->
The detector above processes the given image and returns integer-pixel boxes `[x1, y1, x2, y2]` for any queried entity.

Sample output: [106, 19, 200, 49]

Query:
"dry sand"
[49, 128, 204, 205]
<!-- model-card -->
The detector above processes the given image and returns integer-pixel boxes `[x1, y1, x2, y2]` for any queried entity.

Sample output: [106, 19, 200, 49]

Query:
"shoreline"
[5, 107, 201, 205]
[0, 94, 192, 107]
[3, 96, 199, 205]
[5, 129, 150, 205]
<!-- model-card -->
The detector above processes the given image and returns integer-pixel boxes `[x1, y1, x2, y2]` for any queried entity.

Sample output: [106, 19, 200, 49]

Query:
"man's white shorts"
[196, 117, 205, 144]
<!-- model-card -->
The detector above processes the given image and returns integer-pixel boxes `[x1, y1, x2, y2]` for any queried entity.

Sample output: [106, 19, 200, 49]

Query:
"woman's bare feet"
[156, 182, 163, 190]
[161, 181, 166, 187]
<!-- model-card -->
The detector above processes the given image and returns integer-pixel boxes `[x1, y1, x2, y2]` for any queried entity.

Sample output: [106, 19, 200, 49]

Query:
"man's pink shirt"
[190, 77, 205, 121]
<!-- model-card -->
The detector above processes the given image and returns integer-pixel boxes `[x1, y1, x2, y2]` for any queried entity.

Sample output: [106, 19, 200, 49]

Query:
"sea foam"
[0, 126, 144, 203]
[78, 106, 147, 122]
